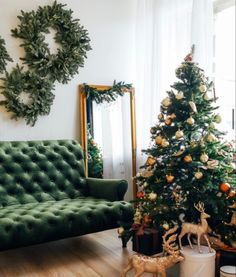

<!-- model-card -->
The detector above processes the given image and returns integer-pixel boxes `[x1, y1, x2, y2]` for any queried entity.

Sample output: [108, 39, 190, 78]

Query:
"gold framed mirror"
[79, 84, 137, 199]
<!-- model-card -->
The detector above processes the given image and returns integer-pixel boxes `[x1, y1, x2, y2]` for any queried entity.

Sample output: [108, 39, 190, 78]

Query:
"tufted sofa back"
[0, 140, 87, 207]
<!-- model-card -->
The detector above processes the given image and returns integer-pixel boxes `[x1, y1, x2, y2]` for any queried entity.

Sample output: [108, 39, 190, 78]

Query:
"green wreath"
[0, 36, 13, 74]
[84, 81, 133, 104]
[11, 1, 91, 84]
[0, 65, 55, 126]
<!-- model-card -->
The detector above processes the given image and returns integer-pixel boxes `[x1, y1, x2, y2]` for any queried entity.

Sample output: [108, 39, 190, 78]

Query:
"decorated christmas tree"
[87, 127, 103, 178]
[135, 48, 236, 248]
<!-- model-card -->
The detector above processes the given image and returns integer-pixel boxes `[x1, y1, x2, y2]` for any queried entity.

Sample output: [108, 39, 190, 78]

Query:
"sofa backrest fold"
[0, 140, 87, 207]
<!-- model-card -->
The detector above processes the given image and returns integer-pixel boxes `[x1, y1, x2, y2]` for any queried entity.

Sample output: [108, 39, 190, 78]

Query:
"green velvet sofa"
[0, 140, 133, 251]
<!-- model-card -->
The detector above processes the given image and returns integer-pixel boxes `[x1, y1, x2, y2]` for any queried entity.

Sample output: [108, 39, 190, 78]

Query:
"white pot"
[220, 266, 236, 277]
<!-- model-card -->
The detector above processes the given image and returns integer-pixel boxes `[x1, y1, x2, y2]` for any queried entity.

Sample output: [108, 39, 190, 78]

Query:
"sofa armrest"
[86, 178, 128, 201]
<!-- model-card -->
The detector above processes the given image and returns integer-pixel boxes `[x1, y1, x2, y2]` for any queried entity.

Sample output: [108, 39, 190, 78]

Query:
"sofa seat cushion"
[0, 197, 133, 250]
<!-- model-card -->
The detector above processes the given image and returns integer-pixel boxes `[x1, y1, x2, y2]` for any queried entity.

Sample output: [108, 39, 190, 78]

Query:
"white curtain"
[135, 0, 214, 167]
[93, 94, 133, 201]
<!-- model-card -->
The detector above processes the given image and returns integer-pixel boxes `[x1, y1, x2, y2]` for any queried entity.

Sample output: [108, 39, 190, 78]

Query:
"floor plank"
[0, 229, 179, 277]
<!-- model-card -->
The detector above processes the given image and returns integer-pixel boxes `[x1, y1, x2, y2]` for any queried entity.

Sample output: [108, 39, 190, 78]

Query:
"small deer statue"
[178, 201, 213, 253]
[122, 226, 184, 277]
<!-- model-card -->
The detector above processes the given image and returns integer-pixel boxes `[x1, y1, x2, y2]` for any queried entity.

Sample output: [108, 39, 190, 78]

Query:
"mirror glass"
[79, 84, 136, 200]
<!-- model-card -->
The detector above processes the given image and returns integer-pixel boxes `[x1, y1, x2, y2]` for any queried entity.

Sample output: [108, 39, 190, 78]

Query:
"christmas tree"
[135, 48, 236, 248]
[87, 127, 103, 178]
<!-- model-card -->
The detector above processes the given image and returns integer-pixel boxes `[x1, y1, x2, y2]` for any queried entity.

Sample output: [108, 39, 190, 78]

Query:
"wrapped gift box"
[132, 228, 163, 256]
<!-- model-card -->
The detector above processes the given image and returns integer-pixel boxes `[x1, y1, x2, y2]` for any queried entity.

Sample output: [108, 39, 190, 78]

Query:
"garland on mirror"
[84, 81, 132, 104]
[87, 126, 103, 178]
[0, 36, 13, 74]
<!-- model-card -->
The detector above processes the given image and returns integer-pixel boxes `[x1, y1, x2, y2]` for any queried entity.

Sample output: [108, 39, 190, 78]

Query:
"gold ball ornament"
[169, 113, 177, 120]
[209, 122, 216, 129]
[165, 118, 172, 126]
[227, 190, 236, 198]
[158, 113, 164, 120]
[214, 114, 222, 123]
[161, 97, 172, 108]
[203, 93, 210, 100]
[186, 116, 195, 125]
[175, 129, 184, 139]
[143, 182, 149, 188]
[195, 171, 203, 179]
[155, 135, 163, 145]
[184, 155, 192, 163]
[162, 223, 170, 230]
[206, 133, 218, 142]
[166, 174, 175, 183]
[150, 127, 156, 134]
[175, 92, 185, 100]
[200, 153, 209, 163]
[148, 192, 157, 201]
[199, 84, 207, 93]
[219, 182, 231, 193]
[161, 139, 169, 148]
[146, 156, 156, 166]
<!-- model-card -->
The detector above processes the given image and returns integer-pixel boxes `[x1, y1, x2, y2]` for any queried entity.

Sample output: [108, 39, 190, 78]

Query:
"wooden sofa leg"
[121, 236, 127, 248]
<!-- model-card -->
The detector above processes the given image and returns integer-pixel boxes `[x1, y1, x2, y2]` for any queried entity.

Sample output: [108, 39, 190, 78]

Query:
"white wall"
[0, 0, 136, 141]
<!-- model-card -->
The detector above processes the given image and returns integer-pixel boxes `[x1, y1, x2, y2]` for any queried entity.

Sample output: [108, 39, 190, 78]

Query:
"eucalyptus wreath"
[0, 65, 55, 126]
[84, 81, 133, 104]
[11, 1, 91, 84]
[0, 36, 13, 74]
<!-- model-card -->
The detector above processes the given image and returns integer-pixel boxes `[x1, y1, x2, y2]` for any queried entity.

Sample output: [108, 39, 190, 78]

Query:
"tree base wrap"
[180, 245, 216, 277]
[216, 250, 236, 277]
[132, 228, 163, 256]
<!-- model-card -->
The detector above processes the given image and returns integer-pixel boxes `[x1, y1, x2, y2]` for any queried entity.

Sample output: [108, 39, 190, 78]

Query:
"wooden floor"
[0, 229, 179, 277]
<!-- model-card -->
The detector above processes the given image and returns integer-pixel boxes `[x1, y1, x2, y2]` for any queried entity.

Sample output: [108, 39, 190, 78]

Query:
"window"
[213, 0, 235, 141]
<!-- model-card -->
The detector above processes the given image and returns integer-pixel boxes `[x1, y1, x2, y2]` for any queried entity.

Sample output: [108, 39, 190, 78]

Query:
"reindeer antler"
[194, 201, 205, 213]
[162, 226, 179, 255]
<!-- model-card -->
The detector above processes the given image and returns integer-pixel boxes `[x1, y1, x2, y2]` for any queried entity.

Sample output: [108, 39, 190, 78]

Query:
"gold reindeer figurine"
[178, 201, 213, 253]
[122, 226, 184, 277]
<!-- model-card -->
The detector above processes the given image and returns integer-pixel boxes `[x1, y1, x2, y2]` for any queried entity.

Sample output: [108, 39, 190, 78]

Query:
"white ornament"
[186, 116, 195, 125]
[189, 101, 198, 113]
[199, 84, 207, 93]
[200, 153, 209, 163]
[175, 92, 185, 100]
[175, 129, 184, 139]
[161, 97, 172, 108]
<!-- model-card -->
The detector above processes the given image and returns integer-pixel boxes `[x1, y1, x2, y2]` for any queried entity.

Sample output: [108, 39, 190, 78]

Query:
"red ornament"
[137, 191, 145, 199]
[219, 182, 231, 193]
